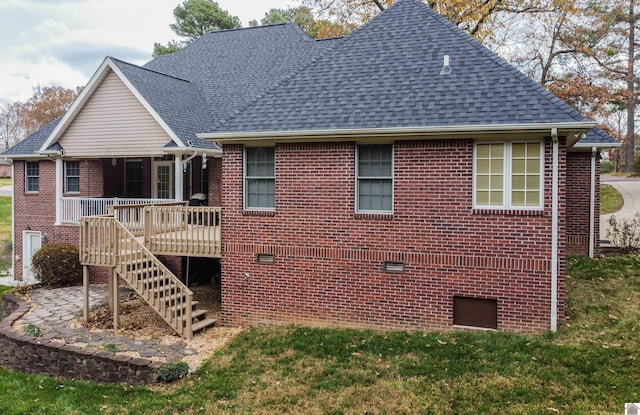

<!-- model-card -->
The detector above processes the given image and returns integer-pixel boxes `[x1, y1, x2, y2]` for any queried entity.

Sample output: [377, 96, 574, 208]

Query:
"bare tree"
[0, 102, 23, 151]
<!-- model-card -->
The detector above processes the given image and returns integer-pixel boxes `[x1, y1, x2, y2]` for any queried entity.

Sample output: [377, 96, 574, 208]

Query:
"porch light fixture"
[111, 157, 117, 167]
[202, 153, 207, 169]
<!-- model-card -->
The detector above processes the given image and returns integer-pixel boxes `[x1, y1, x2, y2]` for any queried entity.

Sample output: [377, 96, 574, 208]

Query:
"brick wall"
[77, 160, 104, 197]
[13, 160, 107, 281]
[220, 138, 566, 332]
[566, 151, 600, 256]
[208, 157, 222, 207]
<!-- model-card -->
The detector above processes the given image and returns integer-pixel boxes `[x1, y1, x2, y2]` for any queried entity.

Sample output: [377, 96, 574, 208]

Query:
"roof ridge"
[146, 22, 317, 66]
[415, 3, 587, 122]
[109, 57, 193, 84]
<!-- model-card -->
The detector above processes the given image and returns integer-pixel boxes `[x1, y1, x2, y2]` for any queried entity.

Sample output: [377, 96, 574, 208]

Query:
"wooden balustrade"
[62, 197, 174, 225]
[111, 201, 187, 236]
[80, 216, 118, 267]
[143, 206, 222, 258]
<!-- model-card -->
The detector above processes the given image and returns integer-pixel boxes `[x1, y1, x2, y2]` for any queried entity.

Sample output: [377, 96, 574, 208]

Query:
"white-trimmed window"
[25, 161, 39, 193]
[245, 146, 275, 210]
[357, 144, 393, 212]
[64, 160, 80, 193]
[474, 141, 543, 209]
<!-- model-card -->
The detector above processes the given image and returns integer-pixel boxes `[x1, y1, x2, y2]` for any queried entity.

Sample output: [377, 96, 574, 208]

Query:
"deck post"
[108, 268, 114, 312]
[83, 265, 89, 322]
[185, 294, 192, 340]
[111, 267, 119, 330]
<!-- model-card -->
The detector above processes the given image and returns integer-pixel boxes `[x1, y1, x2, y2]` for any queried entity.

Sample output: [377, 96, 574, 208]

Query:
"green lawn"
[601, 183, 624, 214]
[0, 255, 638, 414]
[0, 196, 11, 272]
[0, 194, 11, 238]
[0, 178, 10, 188]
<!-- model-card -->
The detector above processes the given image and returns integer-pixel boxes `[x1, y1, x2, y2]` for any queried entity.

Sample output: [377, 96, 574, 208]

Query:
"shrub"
[157, 361, 189, 383]
[607, 213, 640, 252]
[30, 243, 82, 288]
[600, 160, 614, 174]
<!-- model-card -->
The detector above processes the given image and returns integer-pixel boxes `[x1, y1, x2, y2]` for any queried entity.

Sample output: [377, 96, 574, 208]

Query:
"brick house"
[3, 0, 618, 335]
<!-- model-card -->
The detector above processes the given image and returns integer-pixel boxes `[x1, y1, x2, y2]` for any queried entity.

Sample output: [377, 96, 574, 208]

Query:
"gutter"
[589, 147, 597, 258]
[162, 146, 221, 156]
[551, 128, 559, 332]
[198, 122, 596, 142]
[571, 142, 622, 151]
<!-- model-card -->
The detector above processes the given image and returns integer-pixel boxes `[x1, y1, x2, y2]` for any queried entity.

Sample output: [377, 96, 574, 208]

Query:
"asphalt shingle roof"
[110, 58, 215, 149]
[144, 23, 337, 122]
[4, 1, 618, 156]
[576, 127, 618, 146]
[213, 0, 588, 133]
[3, 118, 61, 156]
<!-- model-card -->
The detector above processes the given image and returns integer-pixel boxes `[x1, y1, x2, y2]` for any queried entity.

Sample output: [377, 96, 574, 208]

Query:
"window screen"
[357, 144, 393, 212]
[245, 147, 275, 209]
[65, 161, 80, 193]
[25, 161, 39, 193]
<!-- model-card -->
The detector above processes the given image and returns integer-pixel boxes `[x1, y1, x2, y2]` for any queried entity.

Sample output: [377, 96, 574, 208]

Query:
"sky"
[0, 0, 295, 104]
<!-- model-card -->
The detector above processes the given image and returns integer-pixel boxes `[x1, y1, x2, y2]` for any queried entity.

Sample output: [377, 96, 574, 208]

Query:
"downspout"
[551, 128, 559, 332]
[589, 147, 597, 258]
[183, 150, 197, 167]
[10, 161, 15, 282]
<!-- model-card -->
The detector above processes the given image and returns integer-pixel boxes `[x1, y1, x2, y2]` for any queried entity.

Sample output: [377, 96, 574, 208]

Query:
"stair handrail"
[115, 220, 193, 338]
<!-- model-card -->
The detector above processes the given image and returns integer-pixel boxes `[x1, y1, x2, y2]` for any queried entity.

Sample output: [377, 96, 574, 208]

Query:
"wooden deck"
[80, 205, 222, 339]
[138, 224, 221, 257]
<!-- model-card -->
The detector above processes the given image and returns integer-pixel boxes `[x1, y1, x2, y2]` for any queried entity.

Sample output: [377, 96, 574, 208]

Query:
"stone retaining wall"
[0, 294, 159, 384]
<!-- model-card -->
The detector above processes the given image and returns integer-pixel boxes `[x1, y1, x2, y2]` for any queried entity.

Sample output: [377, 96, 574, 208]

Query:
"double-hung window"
[64, 161, 80, 193]
[474, 141, 543, 209]
[245, 146, 275, 210]
[25, 161, 39, 193]
[357, 144, 393, 212]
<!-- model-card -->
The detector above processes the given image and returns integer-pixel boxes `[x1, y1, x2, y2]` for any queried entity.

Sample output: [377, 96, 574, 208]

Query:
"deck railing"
[79, 215, 118, 267]
[144, 205, 222, 257]
[111, 201, 187, 236]
[61, 197, 174, 225]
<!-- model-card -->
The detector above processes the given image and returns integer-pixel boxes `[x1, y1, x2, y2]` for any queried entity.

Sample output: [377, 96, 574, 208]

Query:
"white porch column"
[174, 155, 184, 201]
[55, 157, 63, 225]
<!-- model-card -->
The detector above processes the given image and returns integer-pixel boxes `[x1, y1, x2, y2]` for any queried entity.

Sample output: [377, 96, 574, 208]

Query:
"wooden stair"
[81, 215, 216, 339]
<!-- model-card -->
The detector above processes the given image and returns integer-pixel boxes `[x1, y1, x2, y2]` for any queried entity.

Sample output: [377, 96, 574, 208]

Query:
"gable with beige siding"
[58, 70, 173, 157]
